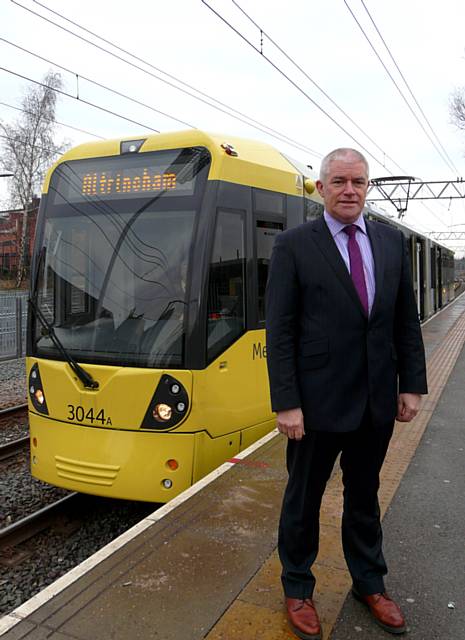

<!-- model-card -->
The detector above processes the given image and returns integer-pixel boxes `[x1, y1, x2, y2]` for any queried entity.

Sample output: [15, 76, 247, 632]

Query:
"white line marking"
[0, 428, 278, 636]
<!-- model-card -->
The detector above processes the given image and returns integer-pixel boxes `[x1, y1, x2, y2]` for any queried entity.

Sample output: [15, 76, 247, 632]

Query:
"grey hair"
[319, 148, 369, 182]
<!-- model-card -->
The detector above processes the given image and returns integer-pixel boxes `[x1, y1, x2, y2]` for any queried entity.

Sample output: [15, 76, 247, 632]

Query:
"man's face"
[316, 158, 369, 224]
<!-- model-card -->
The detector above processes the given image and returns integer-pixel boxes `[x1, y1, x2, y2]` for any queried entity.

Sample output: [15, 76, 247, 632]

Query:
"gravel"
[0, 357, 157, 618]
[0, 409, 29, 445]
[0, 358, 27, 409]
[0, 496, 155, 615]
[0, 448, 70, 529]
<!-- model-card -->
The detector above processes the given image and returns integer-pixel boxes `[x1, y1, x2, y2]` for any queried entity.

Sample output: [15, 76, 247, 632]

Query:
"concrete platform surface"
[1, 292, 465, 640]
[330, 338, 465, 640]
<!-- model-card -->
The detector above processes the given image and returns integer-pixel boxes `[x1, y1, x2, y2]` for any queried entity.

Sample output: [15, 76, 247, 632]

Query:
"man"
[265, 148, 427, 639]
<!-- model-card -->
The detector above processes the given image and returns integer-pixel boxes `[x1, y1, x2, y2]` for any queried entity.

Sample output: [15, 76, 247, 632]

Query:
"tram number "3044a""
[67, 404, 113, 425]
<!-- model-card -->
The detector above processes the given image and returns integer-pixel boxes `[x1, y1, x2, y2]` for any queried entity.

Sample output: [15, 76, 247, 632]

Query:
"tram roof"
[42, 129, 307, 198]
[366, 202, 453, 254]
[41, 129, 454, 255]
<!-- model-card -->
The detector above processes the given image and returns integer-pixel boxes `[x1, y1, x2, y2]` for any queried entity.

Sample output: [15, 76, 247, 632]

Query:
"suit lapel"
[310, 216, 367, 316]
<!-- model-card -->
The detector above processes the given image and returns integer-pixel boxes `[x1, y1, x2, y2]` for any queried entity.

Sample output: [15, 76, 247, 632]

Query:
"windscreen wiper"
[29, 247, 99, 389]
[29, 296, 99, 389]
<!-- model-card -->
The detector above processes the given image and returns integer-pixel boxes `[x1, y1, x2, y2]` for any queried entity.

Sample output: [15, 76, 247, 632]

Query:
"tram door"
[256, 220, 284, 323]
[437, 248, 443, 308]
[253, 189, 286, 326]
[415, 239, 426, 320]
[430, 246, 437, 312]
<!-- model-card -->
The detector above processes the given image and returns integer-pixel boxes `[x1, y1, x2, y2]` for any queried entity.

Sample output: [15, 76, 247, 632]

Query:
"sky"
[1, 0, 465, 254]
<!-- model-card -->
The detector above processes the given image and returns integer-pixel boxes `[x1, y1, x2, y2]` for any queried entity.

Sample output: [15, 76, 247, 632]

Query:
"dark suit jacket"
[265, 215, 428, 432]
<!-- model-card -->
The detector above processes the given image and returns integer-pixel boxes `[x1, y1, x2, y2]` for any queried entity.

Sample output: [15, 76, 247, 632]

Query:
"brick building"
[0, 198, 39, 277]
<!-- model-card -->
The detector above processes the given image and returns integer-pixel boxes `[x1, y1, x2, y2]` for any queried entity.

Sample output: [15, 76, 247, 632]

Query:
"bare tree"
[0, 71, 67, 287]
[450, 87, 465, 132]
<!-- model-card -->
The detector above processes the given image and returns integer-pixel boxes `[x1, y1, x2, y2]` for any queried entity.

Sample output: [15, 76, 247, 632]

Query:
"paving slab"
[330, 340, 465, 640]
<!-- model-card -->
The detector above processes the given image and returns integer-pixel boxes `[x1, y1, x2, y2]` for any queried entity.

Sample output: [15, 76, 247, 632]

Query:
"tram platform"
[1, 293, 465, 640]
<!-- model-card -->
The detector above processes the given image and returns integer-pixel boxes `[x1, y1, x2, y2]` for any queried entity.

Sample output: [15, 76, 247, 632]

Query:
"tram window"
[257, 220, 283, 322]
[207, 210, 245, 362]
[253, 189, 284, 215]
[305, 200, 323, 221]
[430, 247, 437, 283]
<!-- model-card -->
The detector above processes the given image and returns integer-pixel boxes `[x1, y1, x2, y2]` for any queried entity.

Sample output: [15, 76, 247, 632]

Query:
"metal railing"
[0, 291, 28, 361]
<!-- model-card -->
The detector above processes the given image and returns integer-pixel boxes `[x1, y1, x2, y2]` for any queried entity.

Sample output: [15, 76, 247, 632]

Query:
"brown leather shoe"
[285, 597, 322, 640]
[353, 590, 406, 634]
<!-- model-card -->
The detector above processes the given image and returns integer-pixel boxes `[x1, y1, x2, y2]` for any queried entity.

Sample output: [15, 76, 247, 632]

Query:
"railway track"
[0, 403, 29, 456]
[0, 434, 29, 460]
[0, 402, 28, 415]
[0, 493, 81, 563]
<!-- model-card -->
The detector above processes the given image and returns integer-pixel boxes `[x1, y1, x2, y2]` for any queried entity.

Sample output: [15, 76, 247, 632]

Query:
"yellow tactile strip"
[205, 309, 465, 640]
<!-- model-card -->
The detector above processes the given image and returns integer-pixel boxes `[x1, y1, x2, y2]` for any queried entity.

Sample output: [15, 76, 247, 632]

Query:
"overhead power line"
[1, 37, 195, 129]
[343, 0, 458, 174]
[229, 0, 407, 175]
[11, 0, 322, 159]
[0, 99, 105, 139]
[0, 132, 62, 156]
[201, 0, 390, 171]
[201, 0, 451, 228]
[0, 66, 160, 133]
[6, 0, 454, 230]
[359, 0, 458, 174]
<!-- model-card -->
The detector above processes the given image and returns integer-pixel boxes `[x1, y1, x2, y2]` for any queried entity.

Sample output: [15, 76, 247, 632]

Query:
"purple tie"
[343, 225, 369, 315]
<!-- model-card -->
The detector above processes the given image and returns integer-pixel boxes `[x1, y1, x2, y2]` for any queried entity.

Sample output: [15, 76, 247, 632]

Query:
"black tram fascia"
[186, 179, 304, 369]
[28, 153, 308, 371]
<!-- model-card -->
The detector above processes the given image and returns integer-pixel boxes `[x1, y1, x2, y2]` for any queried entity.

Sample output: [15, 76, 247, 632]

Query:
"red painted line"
[227, 457, 270, 468]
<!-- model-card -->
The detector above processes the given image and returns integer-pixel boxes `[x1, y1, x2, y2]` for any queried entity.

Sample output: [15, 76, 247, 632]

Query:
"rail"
[0, 492, 80, 550]
[0, 403, 28, 415]
[0, 435, 29, 461]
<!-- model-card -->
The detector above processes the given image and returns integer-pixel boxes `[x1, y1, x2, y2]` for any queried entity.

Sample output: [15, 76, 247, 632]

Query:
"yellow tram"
[27, 130, 454, 502]
[27, 130, 317, 502]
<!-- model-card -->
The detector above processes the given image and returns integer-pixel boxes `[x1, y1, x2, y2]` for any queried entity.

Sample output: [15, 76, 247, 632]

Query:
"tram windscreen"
[32, 147, 210, 367]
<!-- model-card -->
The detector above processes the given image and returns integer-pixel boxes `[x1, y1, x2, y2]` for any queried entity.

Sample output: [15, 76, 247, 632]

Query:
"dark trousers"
[278, 414, 394, 599]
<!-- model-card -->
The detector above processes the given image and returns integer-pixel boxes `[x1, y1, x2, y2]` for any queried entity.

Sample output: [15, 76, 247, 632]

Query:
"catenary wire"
[5, 1, 452, 228]
[1, 37, 195, 129]
[358, 0, 465, 221]
[343, 0, 457, 174]
[230, 0, 408, 175]
[203, 0, 451, 227]
[0, 66, 161, 133]
[359, 0, 458, 174]
[11, 0, 322, 159]
[0, 99, 105, 139]
[0, 132, 63, 157]
[30, 0, 321, 158]
[201, 0, 395, 171]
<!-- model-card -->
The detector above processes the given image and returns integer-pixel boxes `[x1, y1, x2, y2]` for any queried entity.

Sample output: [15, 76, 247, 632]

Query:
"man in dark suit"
[266, 148, 427, 639]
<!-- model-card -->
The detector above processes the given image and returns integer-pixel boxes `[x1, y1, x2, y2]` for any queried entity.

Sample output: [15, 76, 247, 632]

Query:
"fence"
[0, 290, 28, 361]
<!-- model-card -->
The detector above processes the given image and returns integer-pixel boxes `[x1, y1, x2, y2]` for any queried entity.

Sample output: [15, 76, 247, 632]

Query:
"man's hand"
[396, 393, 422, 422]
[276, 408, 305, 440]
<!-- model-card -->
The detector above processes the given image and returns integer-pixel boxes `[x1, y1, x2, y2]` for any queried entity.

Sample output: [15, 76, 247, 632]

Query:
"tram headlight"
[28, 363, 49, 415]
[34, 389, 45, 405]
[162, 479, 173, 489]
[140, 374, 189, 430]
[153, 403, 172, 422]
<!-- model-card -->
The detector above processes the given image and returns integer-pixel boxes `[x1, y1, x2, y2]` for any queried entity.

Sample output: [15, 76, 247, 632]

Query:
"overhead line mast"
[368, 177, 465, 219]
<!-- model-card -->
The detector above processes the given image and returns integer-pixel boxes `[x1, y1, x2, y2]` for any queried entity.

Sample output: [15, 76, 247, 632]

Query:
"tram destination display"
[50, 147, 207, 204]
